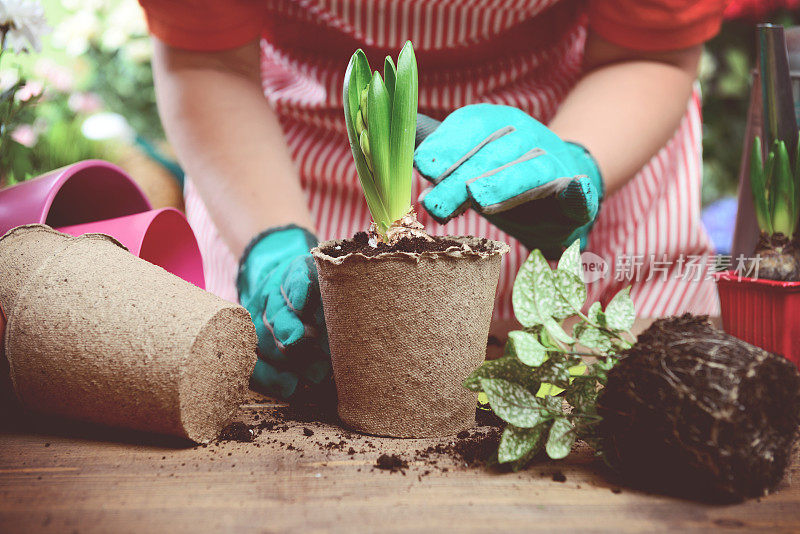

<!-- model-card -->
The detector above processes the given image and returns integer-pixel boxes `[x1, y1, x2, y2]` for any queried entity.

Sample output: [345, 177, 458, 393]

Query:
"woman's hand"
[414, 104, 603, 258]
[237, 226, 329, 398]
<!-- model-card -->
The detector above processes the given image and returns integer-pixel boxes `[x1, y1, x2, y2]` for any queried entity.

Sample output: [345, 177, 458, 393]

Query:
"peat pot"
[716, 271, 800, 367]
[0, 225, 257, 442]
[312, 237, 509, 438]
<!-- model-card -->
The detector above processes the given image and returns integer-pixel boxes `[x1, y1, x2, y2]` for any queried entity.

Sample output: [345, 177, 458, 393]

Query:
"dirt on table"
[213, 392, 505, 476]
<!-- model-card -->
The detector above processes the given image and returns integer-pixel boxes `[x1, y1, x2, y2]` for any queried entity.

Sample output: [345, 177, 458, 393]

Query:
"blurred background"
[1, 0, 799, 253]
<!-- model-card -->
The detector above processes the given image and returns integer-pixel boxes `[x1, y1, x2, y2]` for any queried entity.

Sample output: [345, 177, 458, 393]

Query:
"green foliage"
[343, 42, 418, 237]
[85, 41, 163, 142]
[750, 136, 799, 238]
[464, 240, 636, 470]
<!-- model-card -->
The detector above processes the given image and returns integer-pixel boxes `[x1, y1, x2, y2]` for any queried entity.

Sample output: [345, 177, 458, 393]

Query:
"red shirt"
[140, 0, 727, 53]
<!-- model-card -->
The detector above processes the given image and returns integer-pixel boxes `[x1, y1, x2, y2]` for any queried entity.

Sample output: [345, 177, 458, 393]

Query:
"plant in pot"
[310, 41, 509, 438]
[716, 135, 800, 365]
[717, 24, 800, 366]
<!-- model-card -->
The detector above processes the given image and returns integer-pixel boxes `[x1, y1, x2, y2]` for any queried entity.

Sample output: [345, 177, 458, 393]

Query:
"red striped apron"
[185, 0, 719, 319]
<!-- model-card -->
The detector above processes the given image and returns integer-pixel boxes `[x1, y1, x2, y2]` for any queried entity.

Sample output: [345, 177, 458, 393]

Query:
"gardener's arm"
[151, 38, 314, 258]
[548, 33, 702, 196]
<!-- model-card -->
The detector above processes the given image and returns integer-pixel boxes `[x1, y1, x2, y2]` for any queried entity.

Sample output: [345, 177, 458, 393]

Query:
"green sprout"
[750, 135, 800, 238]
[343, 41, 418, 238]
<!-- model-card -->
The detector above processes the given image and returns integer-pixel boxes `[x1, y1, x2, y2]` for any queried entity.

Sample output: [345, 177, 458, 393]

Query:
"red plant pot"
[716, 271, 800, 367]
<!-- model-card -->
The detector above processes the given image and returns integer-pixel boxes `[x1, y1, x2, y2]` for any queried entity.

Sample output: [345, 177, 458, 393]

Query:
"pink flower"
[34, 58, 74, 93]
[11, 125, 37, 147]
[16, 80, 44, 102]
[67, 92, 103, 114]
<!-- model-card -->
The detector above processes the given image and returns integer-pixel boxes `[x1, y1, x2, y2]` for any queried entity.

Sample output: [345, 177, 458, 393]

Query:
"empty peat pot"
[312, 237, 508, 438]
[0, 225, 257, 443]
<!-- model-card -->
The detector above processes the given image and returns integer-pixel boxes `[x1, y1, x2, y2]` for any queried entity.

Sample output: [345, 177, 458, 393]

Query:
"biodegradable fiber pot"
[312, 237, 509, 438]
[0, 225, 257, 443]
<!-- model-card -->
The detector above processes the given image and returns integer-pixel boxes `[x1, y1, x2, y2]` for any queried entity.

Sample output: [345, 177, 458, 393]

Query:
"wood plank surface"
[2, 316, 799, 533]
[2, 392, 799, 533]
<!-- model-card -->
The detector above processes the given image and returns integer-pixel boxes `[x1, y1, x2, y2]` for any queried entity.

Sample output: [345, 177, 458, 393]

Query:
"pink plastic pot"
[0, 160, 151, 236]
[58, 208, 205, 289]
[716, 271, 800, 367]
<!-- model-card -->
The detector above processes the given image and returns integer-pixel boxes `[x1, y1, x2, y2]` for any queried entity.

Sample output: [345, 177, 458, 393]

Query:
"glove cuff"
[565, 142, 604, 201]
[237, 224, 319, 302]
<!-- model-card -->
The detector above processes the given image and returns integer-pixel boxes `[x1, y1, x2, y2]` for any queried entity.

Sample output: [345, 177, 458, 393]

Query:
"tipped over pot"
[312, 236, 508, 438]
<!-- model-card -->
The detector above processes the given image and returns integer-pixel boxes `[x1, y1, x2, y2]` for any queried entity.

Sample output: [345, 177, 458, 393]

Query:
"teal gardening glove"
[237, 225, 329, 398]
[414, 103, 604, 258]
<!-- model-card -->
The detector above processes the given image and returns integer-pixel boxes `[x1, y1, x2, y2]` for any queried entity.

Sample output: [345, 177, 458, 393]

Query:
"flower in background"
[51, 8, 100, 56]
[10, 123, 36, 146]
[67, 91, 102, 114]
[0, 0, 50, 53]
[15, 79, 41, 100]
[34, 57, 74, 92]
[0, 67, 17, 88]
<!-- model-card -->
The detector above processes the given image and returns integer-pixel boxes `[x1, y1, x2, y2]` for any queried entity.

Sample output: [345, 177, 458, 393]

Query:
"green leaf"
[771, 140, 796, 236]
[532, 358, 575, 390]
[343, 50, 389, 230]
[765, 148, 776, 226]
[510, 420, 553, 471]
[367, 72, 393, 210]
[543, 317, 573, 344]
[553, 269, 586, 316]
[564, 375, 598, 414]
[507, 330, 547, 367]
[573, 322, 613, 353]
[586, 301, 606, 326]
[557, 239, 583, 281]
[383, 56, 396, 109]
[545, 417, 576, 460]
[479, 378, 548, 428]
[498, 424, 547, 463]
[604, 287, 635, 331]
[750, 137, 772, 234]
[512, 252, 542, 327]
[463, 356, 541, 394]
[795, 134, 800, 230]
[530, 250, 556, 318]
[388, 41, 417, 222]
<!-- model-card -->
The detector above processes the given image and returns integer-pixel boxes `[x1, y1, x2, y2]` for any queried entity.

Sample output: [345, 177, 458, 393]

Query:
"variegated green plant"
[749, 135, 800, 238]
[464, 240, 636, 470]
[343, 41, 418, 238]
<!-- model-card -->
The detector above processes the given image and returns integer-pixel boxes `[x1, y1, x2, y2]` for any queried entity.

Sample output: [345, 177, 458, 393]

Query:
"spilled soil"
[213, 402, 503, 476]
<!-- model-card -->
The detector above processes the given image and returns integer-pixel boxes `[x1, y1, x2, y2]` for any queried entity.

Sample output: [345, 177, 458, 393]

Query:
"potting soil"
[320, 231, 494, 258]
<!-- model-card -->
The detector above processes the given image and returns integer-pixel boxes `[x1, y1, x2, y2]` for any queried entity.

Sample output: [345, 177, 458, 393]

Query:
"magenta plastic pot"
[716, 271, 800, 367]
[0, 160, 151, 236]
[58, 208, 205, 289]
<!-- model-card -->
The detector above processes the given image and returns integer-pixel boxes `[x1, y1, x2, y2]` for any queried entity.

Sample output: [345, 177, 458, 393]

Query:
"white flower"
[0, 0, 50, 53]
[51, 9, 99, 56]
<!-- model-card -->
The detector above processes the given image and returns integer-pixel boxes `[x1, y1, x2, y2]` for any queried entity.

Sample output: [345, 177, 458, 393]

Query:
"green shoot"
[343, 42, 418, 238]
[750, 135, 799, 238]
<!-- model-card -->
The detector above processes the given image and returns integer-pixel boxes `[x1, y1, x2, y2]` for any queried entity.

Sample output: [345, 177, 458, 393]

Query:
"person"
[138, 0, 728, 397]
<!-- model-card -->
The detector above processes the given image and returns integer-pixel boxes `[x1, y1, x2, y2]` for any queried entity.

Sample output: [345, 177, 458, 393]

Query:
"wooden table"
[2, 391, 799, 533]
[2, 316, 799, 533]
